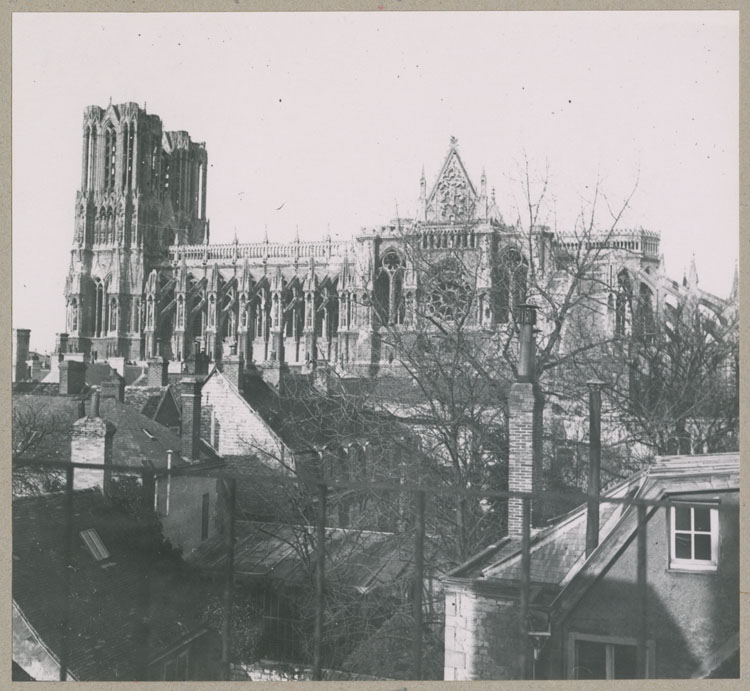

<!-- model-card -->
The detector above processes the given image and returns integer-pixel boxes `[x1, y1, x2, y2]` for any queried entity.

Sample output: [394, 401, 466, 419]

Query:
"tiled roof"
[13, 489, 212, 680]
[13, 393, 187, 469]
[99, 398, 184, 469]
[124, 386, 164, 415]
[12, 381, 88, 397]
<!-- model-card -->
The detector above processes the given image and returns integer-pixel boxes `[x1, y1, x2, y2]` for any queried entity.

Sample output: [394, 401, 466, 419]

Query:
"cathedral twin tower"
[65, 102, 208, 362]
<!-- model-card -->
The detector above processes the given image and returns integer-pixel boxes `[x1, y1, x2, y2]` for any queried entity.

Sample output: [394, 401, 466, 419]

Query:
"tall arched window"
[103, 126, 116, 190]
[615, 270, 633, 336]
[374, 249, 405, 326]
[110, 298, 118, 332]
[636, 283, 655, 341]
[492, 248, 528, 324]
[197, 161, 205, 219]
[94, 281, 105, 337]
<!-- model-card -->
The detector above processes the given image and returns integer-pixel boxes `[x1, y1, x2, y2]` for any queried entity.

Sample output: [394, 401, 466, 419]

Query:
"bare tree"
[12, 399, 74, 495]
[364, 157, 641, 562]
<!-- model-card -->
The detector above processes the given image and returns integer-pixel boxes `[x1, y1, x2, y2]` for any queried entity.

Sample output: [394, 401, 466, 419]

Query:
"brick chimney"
[180, 378, 202, 461]
[221, 352, 244, 391]
[71, 389, 116, 491]
[13, 328, 31, 383]
[59, 360, 87, 395]
[147, 357, 169, 387]
[100, 372, 126, 402]
[508, 304, 544, 539]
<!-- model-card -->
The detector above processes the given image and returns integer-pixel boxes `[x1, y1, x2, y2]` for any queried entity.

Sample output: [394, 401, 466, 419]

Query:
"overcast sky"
[13, 11, 738, 353]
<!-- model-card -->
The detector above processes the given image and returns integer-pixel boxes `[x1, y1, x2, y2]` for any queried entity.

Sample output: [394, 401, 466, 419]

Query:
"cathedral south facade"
[63, 103, 724, 377]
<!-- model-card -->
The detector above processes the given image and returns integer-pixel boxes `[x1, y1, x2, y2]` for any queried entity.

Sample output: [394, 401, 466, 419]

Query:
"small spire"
[233, 228, 239, 244]
[481, 168, 487, 182]
[203, 223, 209, 245]
[420, 165, 426, 182]
[687, 253, 699, 287]
[263, 225, 269, 243]
[295, 225, 300, 242]
[730, 259, 738, 298]
[449, 135, 458, 149]
[491, 187, 497, 203]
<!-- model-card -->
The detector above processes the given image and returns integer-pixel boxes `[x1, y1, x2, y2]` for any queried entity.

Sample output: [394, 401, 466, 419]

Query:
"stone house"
[441, 304, 739, 680]
[442, 452, 739, 680]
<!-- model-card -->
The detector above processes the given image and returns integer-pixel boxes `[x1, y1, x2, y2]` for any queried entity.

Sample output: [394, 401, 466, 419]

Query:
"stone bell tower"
[64, 102, 208, 361]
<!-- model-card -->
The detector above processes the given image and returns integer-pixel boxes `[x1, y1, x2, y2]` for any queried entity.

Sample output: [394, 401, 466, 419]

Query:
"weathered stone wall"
[200, 371, 290, 469]
[443, 585, 522, 680]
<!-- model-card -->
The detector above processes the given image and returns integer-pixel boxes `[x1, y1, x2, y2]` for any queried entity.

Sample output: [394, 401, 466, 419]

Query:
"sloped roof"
[13, 489, 213, 680]
[188, 520, 416, 593]
[204, 367, 402, 453]
[98, 398, 185, 469]
[449, 453, 739, 596]
[13, 392, 188, 469]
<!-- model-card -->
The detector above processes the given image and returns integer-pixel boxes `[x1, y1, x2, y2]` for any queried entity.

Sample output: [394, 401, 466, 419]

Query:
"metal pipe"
[312, 482, 327, 680]
[412, 490, 425, 680]
[221, 478, 237, 681]
[516, 304, 537, 382]
[636, 503, 648, 678]
[585, 380, 605, 558]
[59, 465, 75, 681]
[519, 496, 531, 679]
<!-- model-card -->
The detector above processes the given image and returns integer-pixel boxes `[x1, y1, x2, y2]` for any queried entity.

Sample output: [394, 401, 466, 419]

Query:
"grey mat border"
[1, 2, 746, 688]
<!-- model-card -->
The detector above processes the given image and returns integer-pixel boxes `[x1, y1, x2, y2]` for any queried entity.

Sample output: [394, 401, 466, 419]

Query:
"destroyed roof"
[206, 368, 403, 452]
[13, 489, 213, 680]
[188, 520, 419, 593]
[448, 453, 739, 599]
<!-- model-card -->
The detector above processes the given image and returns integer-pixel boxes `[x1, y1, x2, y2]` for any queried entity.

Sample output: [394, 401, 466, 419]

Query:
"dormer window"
[669, 503, 719, 571]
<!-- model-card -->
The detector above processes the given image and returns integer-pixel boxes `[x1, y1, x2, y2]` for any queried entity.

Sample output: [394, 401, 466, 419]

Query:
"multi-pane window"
[569, 634, 653, 679]
[670, 503, 719, 571]
[574, 639, 637, 679]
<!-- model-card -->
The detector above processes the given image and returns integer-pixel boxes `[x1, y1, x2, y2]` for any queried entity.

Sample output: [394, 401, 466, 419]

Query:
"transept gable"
[425, 138, 478, 224]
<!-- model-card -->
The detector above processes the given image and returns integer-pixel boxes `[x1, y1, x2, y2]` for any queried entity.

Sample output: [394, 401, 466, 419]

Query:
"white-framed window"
[568, 633, 654, 679]
[669, 503, 719, 571]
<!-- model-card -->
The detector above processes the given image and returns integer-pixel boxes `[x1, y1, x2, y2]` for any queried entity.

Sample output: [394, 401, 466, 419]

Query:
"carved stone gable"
[426, 147, 477, 224]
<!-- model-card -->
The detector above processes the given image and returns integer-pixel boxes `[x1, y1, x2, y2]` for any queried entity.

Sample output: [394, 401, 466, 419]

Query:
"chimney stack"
[13, 328, 31, 383]
[71, 389, 115, 491]
[56, 332, 69, 355]
[89, 389, 100, 418]
[508, 304, 544, 539]
[147, 357, 169, 387]
[585, 380, 606, 558]
[180, 378, 202, 461]
[100, 373, 126, 402]
[221, 352, 245, 391]
[59, 360, 87, 395]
